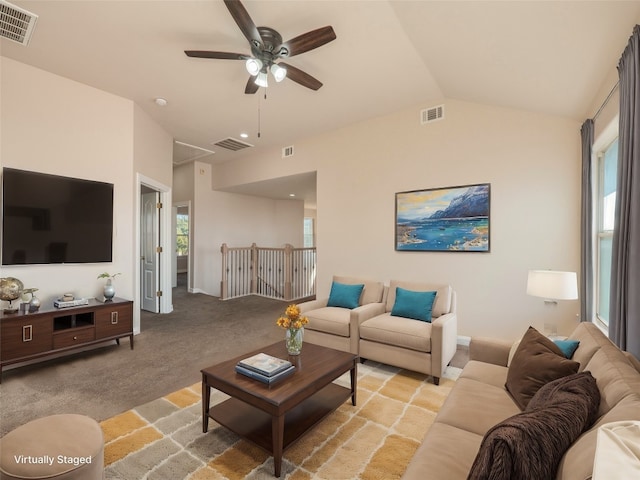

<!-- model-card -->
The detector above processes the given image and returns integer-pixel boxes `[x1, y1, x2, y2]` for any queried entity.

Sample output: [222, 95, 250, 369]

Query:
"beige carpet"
[101, 361, 458, 480]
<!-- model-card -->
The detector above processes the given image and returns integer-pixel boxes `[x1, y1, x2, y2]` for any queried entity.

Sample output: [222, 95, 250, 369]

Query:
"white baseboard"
[457, 335, 471, 347]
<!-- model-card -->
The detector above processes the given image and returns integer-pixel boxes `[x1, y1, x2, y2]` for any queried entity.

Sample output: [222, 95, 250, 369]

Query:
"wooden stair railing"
[220, 243, 316, 301]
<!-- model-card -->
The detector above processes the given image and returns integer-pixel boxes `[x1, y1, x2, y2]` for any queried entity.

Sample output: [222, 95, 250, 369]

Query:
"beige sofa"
[359, 281, 457, 385]
[298, 275, 385, 354]
[402, 322, 640, 479]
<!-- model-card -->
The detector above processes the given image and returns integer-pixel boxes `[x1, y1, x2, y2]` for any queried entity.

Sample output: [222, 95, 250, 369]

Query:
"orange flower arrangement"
[276, 304, 309, 330]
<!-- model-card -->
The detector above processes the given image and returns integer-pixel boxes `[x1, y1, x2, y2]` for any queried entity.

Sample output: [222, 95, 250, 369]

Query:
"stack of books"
[53, 297, 89, 308]
[235, 352, 295, 385]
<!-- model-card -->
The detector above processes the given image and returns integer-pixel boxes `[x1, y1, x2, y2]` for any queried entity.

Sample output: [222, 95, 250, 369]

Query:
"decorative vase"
[28, 294, 41, 312]
[104, 279, 115, 301]
[285, 327, 304, 355]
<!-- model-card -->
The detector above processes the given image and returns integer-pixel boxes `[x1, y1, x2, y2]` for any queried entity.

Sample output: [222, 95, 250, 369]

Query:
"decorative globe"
[0, 277, 24, 302]
[1, 277, 24, 312]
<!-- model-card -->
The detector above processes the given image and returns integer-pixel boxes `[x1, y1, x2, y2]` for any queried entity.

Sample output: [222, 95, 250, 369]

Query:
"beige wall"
[1, 57, 134, 305]
[174, 161, 304, 296]
[1, 58, 173, 333]
[133, 104, 173, 188]
[213, 98, 582, 340]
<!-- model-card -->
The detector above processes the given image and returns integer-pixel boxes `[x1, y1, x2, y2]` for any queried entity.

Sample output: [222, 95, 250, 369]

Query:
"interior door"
[141, 190, 160, 313]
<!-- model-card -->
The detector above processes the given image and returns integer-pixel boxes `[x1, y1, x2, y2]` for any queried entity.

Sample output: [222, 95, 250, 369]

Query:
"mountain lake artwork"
[395, 184, 490, 252]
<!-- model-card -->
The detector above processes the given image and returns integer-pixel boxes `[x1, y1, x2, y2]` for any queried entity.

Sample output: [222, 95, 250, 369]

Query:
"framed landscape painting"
[395, 183, 490, 252]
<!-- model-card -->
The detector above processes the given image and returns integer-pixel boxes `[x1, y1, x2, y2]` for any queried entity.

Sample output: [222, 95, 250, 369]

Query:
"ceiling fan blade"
[278, 62, 323, 90]
[244, 76, 259, 94]
[278, 26, 336, 58]
[185, 50, 249, 60]
[223, 0, 263, 49]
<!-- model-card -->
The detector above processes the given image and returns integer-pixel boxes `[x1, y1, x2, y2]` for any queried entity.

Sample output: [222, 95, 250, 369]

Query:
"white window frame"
[176, 212, 189, 256]
[592, 120, 619, 331]
[303, 217, 315, 248]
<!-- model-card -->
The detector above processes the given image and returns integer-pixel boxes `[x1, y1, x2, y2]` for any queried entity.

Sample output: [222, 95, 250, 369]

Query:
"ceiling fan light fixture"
[245, 58, 262, 76]
[271, 63, 287, 82]
[255, 71, 269, 88]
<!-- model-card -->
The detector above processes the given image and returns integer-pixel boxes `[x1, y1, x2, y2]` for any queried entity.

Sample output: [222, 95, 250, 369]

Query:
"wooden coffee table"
[201, 341, 357, 477]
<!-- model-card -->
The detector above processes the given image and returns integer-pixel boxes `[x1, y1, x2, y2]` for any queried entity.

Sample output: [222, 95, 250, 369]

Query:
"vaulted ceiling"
[2, 1, 639, 201]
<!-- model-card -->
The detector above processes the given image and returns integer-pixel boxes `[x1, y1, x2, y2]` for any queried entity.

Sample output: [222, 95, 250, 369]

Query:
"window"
[176, 213, 189, 256]
[595, 137, 618, 327]
[304, 217, 314, 248]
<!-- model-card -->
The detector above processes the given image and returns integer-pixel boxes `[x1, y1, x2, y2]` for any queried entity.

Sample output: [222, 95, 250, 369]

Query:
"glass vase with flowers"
[276, 304, 309, 355]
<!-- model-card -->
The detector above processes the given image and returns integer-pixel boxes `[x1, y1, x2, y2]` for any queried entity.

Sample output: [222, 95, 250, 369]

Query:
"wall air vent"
[213, 137, 254, 151]
[0, 0, 38, 46]
[421, 104, 445, 125]
[282, 146, 294, 158]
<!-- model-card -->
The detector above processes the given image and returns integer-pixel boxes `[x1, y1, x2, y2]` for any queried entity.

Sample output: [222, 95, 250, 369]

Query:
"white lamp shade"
[245, 58, 262, 76]
[254, 71, 268, 87]
[527, 270, 578, 300]
[271, 63, 287, 82]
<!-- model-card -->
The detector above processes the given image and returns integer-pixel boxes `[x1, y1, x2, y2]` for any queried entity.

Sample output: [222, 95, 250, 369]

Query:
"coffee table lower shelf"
[208, 382, 350, 458]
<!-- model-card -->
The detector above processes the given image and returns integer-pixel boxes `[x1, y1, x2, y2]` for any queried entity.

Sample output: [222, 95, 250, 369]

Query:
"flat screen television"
[1, 168, 114, 265]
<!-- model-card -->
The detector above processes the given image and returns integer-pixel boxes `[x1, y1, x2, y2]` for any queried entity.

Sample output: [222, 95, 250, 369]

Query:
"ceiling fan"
[185, 0, 336, 94]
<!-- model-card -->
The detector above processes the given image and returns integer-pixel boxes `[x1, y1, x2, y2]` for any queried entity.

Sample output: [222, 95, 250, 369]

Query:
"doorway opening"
[173, 202, 191, 293]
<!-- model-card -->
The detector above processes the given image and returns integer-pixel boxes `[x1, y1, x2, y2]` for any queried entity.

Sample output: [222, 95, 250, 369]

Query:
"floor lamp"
[527, 270, 578, 336]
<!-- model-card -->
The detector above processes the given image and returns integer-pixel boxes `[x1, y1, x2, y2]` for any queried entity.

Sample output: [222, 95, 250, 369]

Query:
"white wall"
[133, 104, 173, 188]
[1, 58, 134, 306]
[212, 98, 581, 340]
[274, 199, 304, 246]
[1, 58, 173, 333]
[174, 161, 304, 296]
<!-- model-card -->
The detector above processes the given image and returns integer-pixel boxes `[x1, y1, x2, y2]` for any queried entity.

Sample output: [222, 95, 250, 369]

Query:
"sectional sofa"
[402, 322, 640, 479]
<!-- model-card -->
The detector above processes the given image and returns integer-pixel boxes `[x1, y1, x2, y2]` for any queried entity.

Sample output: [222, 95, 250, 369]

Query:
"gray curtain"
[580, 119, 594, 322]
[610, 25, 640, 359]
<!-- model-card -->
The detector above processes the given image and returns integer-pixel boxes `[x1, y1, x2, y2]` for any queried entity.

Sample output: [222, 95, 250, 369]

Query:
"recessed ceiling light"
[289, 193, 296, 197]
[154, 97, 168, 107]
[240, 133, 249, 138]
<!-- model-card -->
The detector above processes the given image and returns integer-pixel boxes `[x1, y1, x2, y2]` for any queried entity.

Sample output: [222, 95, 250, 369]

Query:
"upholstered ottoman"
[0, 414, 104, 480]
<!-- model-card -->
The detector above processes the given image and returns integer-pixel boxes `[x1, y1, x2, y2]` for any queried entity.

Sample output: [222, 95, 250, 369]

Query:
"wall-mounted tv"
[1, 168, 114, 265]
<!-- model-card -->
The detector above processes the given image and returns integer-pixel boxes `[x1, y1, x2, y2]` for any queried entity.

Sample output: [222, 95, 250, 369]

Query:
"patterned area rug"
[101, 362, 459, 480]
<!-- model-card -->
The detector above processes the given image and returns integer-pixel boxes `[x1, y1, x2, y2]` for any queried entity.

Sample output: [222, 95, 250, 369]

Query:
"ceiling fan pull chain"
[257, 92, 261, 138]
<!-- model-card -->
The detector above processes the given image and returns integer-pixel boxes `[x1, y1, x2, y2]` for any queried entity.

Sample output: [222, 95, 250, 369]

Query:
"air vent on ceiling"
[173, 141, 215, 165]
[421, 104, 444, 125]
[0, 0, 38, 46]
[213, 137, 254, 151]
[282, 146, 294, 158]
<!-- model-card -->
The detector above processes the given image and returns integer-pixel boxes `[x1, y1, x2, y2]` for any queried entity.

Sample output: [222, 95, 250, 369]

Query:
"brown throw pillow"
[505, 326, 579, 409]
[467, 372, 600, 480]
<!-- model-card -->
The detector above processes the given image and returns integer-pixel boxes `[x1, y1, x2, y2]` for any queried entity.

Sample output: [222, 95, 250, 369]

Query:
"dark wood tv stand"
[0, 297, 133, 379]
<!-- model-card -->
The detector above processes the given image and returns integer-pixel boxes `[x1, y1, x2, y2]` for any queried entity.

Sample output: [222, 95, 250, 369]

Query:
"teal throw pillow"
[327, 282, 364, 309]
[391, 287, 437, 322]
[553, 339, 580, 359]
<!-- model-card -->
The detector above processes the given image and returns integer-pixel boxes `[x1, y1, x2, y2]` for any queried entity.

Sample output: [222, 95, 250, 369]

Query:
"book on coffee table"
[235, 363, 295, 385]
[237, 352, 292, 377]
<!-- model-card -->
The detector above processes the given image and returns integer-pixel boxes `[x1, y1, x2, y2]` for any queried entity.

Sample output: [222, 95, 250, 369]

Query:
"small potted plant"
[97, 272, 121, 301]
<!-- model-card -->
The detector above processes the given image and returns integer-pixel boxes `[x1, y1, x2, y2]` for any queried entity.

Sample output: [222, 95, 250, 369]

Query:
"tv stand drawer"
[0, 317, 53, 361]
[96, 305, 133, 338]
[53, 327, 95, 349]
